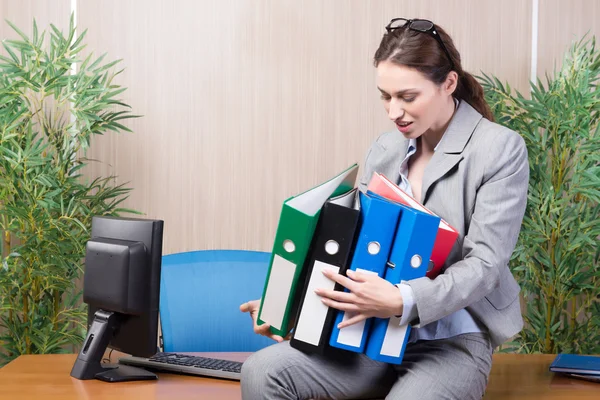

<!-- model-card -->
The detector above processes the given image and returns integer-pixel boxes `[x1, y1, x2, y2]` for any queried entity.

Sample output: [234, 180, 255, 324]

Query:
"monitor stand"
[70, 309, 157, 382]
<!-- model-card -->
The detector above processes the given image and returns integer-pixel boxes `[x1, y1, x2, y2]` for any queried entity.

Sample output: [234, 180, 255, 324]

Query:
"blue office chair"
[159, 249, 276, 352]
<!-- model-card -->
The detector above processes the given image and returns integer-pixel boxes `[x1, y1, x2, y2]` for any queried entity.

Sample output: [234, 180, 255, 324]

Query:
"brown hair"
[373, 22, 494, 121]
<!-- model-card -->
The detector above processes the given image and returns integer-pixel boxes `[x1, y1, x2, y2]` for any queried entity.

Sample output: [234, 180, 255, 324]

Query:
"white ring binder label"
[293, 261, 339, 346]
[260, 254, 297, 330]
[380, 317, 409, 357]
[335, 268, 379, 347]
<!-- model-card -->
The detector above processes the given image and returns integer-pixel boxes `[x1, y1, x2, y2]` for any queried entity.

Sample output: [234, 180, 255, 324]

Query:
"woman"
[240, 18, 528, 400]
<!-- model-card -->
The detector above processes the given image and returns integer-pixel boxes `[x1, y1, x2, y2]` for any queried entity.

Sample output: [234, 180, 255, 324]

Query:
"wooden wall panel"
[374, 0, 532, 94]
[537, 0, 600, 77]
[0, 0, 70, 55]
[74, 0, 533, 255]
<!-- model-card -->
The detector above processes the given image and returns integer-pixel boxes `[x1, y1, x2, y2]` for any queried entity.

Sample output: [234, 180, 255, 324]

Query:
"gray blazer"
[358, 101, 528, 348]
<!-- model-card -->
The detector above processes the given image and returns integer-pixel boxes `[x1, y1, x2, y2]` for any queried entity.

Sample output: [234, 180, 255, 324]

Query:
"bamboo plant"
[0, 16, 138, 365]
[480, 36, 600, 354]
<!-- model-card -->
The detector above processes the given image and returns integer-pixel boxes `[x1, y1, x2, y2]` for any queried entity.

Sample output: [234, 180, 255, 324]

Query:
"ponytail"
[455, 71, 494, 122]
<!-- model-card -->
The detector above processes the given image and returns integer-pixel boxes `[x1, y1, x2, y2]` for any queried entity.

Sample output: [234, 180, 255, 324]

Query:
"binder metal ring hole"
[367, 241, 381, 255]
[325, 240, 339, 255]
[410, 255, 422, 268]
[386, 261, 396, 269]
[427, 260, 435, 272]
[283, 240, 295, 253]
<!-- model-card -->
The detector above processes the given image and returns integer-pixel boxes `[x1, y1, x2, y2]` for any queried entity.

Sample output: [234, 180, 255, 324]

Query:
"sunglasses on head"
[385, 18, 455, 71]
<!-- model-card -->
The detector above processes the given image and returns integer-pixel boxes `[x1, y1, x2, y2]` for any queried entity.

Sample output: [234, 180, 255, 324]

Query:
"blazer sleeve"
[405, 129, 529, 327]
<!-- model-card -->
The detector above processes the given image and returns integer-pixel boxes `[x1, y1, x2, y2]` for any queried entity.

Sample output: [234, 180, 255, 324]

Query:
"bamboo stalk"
[3, 231, 14, 357]
[545, 227, 559, 353]
[571, 296, 577, 333]
[53, 290, 60, 329]
[4, 231, 10, 256]
[23, 291, 31, 354]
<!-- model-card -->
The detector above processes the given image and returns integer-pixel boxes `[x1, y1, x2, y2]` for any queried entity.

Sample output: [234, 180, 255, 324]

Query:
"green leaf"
[2, 41, 21, 64]
[5, 19, 30, 42]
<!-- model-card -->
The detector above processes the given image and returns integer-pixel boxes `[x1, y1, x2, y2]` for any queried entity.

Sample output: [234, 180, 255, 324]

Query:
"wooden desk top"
[0, 352, 249, 400]
[483, 354, 599, 399]
[0, 353, 597, 399]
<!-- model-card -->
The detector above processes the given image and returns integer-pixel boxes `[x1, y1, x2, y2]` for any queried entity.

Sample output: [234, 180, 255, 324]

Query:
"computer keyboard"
[118, 352, 243, 381]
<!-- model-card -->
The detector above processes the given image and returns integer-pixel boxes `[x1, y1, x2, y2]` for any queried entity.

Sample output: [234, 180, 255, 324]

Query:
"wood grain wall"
[1, 0, 595, 255]
[537, 0, 600, 77]
[0, 0, 69, 42]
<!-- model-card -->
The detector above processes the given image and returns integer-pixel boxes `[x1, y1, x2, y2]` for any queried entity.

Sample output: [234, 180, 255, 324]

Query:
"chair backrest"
[159, 249, 275, 352]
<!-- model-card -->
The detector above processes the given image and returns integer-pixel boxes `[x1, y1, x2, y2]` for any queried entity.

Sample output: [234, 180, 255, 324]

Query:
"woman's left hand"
[316, 269, 404, 328]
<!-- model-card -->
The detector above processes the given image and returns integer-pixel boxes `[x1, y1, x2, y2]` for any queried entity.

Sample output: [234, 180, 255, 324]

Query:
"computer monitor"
[70, 216, 164, 382]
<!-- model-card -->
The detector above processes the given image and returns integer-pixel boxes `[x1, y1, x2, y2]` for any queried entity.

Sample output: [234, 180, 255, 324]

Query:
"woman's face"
[376, 60, 453, 139]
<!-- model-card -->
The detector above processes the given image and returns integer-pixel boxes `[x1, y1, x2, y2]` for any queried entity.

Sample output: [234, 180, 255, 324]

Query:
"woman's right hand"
[239, 299, 285, 342]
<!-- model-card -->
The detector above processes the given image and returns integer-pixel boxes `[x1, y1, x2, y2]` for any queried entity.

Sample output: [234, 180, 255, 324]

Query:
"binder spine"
[258, 205, 318, 337]
[290, 201, 360, 354]
[365, 208, 439, 364]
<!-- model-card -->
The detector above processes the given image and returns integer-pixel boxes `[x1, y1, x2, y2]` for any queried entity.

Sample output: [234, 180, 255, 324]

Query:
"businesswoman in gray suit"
[240, 18, 529, 400]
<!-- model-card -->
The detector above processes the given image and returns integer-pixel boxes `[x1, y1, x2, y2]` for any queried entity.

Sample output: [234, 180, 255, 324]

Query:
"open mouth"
[396, 121, 413, 128]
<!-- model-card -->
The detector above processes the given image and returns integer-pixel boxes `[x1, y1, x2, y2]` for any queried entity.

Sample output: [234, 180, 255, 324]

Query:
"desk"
[0, 352, 248, 400]
[0, 353, 598, 399]
[483, 354, 598, 399]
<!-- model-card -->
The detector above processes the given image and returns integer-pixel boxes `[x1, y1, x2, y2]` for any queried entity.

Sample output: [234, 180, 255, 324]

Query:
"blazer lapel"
[361, 134, 409, 191]
[379, 137, 409, 186]
[421, 101, 483, 205]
